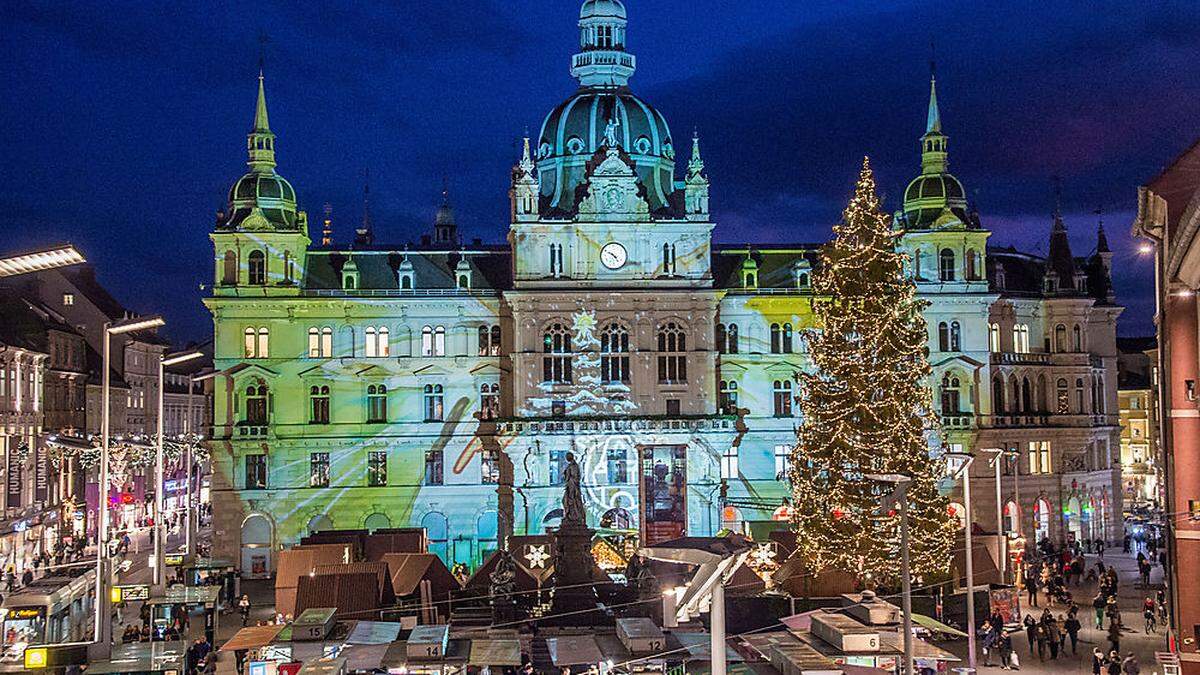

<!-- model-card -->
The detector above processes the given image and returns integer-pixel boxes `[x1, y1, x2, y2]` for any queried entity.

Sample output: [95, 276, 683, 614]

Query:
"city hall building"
[205, 0, 1124, 576]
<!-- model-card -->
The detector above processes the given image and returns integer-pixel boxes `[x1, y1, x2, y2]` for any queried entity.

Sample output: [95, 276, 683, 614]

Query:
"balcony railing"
[940, 413, 974, 429]
[300, 288, 498, 298]
[990, 352, 1051, 366]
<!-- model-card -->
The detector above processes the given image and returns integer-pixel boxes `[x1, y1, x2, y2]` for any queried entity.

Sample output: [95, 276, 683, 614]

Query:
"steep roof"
[304, 250, 511, 292]
[712, 245, 821, 290]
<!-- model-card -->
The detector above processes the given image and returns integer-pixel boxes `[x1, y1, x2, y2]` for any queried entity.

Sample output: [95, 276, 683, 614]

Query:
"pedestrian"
[1045, 616, 1061, 660]
[4, 568, 14, 593]
[1122, 652, 1140, 675]
[1108, 620, 1122, 655]
[1023, 613, 1038, 656]
[981, 620, 995, 667]
[238, 594, 251, 627]
[1093, 647, 1106, 675]
[1065, 612, 1081, 654]
[998, 629, 1015, 670]
[1035, 623, 1048, 661]
[1026, 574, 1040, 608]
[20, 568, 32, 587]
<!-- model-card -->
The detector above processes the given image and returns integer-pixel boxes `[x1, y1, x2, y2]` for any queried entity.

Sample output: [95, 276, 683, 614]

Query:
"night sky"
[4, 1, 1197, 342]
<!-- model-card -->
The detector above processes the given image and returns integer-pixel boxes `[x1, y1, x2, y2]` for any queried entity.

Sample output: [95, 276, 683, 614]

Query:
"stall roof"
[674, 631, 744, 663]
[340, 644, 392, 672]
[296, 656, 346, 675]
[220, 624, 286, 652]
[346, 621, 402, 645]
[380, 553, 459, 598]
[469, 638, 522, 666]
[546, 635, 604, 666]
[89, 642, 187, 673]
[742, 632, 840, 673]
[878, 630, 959, 661]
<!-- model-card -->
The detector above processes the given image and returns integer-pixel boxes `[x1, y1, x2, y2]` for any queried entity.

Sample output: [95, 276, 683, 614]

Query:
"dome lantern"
[571, 0, 636, 87]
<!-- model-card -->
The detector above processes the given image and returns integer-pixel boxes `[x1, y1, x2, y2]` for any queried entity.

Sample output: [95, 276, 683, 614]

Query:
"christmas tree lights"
[789, 157, 954, 585]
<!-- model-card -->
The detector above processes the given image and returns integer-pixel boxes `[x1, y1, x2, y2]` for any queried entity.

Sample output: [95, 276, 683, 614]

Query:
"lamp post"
[982, 447, 1019, 581]
[154, 351, 203, 591]
[946, 452, 977, 671]
[92, 315, 163, 659]
[866, 473, 914, 675]
[0, 244, 85, 277]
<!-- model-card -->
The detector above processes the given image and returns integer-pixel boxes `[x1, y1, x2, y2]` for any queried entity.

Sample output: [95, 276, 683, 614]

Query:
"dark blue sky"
[4, 1, 1197, 342]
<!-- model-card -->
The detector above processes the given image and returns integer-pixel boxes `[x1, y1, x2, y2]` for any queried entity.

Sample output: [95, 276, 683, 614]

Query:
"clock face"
[600, 242, 628, 270]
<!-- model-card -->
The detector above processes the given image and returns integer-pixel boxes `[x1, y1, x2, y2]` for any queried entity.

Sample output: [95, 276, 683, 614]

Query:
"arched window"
[248, 250, 266, 285]
[1034, 498, 1051, 543]
[965, 248, 978, 280]
[949, 321, 961, 351]
[1075, 377, 1085, 413]
[222, 250, 237, 285]
[937, 322, 950, 352]
[1072, 324, 1082, 352]
[480, 383, 499, 419]
[366, 384, 387, 422]
[715, 323, 726, 354]
[377, 327, 389, 357]
[1021, 377, 1032, 413]
[1004, 501, 1020, 534]
[773, 380, 793, 417]
[400, 274, 413, 290]
[989, 323, 1001, 352]
[718, 380, 738, 415]
[770, 323, 782, 354]
[245, 327, 268, 358]
[477, 326, 489, 356]
[308, 328, 320, 358]
[941, 375, 961, 413]
[423, 384, 444, 421]
[657, 322, 687, 383]
[600, 323, 630, 384]
[1009, 376, 1021, 413]
[257, 327, 269, 358]
[490, 325, 501, 355]
[781, 323, 794, 353]
[727, 323, 739, 354]
[422, 326, 434, 356]
[365, 327, 377, 357]
[1037, 374, 1048, 412]
[939, 248, 956, 281]
[1054, 324, 1068, 353]
[992, 376, 1005, 414]
[1056, 378, 1070, 414]
[244, 327, 256, 358]
[283, 251, 294, 283]
[434, 326, 446, 356]
[245, 383, 268, 425]
[913, 248, 924, 279]
[309, 385, 330, 424]
[543, 323, 573, 383]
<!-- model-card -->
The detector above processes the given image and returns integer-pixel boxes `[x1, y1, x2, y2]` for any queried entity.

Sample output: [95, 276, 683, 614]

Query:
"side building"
[203, 0, 1123, 579]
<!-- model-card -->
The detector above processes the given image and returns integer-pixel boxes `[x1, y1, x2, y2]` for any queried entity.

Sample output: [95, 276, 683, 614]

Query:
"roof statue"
[603, 116, 620, 149]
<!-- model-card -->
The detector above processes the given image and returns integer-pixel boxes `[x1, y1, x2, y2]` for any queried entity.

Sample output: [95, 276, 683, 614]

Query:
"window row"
[715, 323, 803, 355]
[718, 379, 794, 417]
[989, 374, 1106, 415]
[248, 324, 504, 360]
[542, 321, 689, 385]
[222, 249, 297, 287]
[244, 448, 447, 490]
[239, 381, 502, 425]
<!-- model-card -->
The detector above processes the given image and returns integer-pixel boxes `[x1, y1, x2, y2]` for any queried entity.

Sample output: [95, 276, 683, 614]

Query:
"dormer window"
[1044, 273, 1058, 294]
[399, 271, 413, 289]
[457, 272, 470, 289]
[343, 274, 356, 290]
[793, 261, 812, 289]
[742, 257, 758, 289]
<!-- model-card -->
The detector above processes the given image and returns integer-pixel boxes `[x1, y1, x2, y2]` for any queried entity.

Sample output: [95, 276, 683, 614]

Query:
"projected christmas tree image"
[789, 158, 954, 585]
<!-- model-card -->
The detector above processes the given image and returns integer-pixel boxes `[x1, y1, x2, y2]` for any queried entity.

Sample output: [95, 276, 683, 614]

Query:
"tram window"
[2, 607, 46, 650]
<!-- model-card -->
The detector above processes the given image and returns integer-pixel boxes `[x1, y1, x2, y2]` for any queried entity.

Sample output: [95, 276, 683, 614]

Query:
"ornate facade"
[204, 0, 1123, 577]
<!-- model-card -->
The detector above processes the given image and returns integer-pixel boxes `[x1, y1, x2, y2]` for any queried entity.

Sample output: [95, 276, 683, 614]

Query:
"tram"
[0, 569, 96, 665]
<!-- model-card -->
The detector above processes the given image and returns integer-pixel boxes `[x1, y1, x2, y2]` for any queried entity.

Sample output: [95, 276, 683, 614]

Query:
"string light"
[788, 157, 955, 584]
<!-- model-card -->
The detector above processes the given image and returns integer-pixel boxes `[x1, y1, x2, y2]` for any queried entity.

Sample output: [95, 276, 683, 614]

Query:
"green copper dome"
[901, 76, 970, 230]
[538, 89, 676, 212]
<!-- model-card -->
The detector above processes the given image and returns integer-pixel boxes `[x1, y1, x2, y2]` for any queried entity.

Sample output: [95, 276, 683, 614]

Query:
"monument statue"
[603, 116, 620, 149]
[562, 452, 586, 526]
[489, 549, 517, 600]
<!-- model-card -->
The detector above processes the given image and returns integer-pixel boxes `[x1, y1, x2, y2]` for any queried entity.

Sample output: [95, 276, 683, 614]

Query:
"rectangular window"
[367, 451, 387, 487]
[666, 399, 680, 416]
[62, 293, 74, 306]
[481, 450, 500, 484]
[549, 449, 569, 486]
[720, 448, 739, 480]
[245, 454, 267, 490]
[773, 380, 793, 417]
[424, 449, 444, 486]
[606, 448, 627, 484]
[774, 444, 791, 480]
[480, 384, 499, 420]
[309, 452, 330, 488]
[1027, 441, 1052, 474]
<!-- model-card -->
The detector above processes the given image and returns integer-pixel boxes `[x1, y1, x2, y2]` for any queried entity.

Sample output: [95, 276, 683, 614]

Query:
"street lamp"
[93, 315, 164, 658]
[0, 245, 85, 277]
[154, 350, 203, 591]
[865, 473, 914, 675]
[945, 452, 977, 672]
[981, 447, 1019, 581]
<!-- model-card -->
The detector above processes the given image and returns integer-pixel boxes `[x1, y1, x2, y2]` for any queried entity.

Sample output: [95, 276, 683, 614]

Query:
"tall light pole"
[982, 447, 1019, 581]
[867, 473, 914, 675]
[0, 244, 85, 277]
[154, 350, 203, 590]
[946, 452, 977, 671]
[92, 315, 163, 659]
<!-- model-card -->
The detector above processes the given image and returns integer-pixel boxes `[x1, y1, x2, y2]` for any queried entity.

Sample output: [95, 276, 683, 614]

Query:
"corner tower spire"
[920, 75, 947, 175]
[571, 0, 635, 87]
[247, 71, 276, 172]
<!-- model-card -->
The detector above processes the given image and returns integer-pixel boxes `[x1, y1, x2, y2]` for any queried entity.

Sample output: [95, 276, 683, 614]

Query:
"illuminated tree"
[789, 158, 954, 585]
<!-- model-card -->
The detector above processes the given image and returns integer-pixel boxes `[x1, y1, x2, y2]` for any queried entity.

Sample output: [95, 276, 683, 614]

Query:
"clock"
[600, 242, 627, 270]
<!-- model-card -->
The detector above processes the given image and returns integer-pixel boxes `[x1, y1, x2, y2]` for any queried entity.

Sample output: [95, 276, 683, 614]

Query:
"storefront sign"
[115, 584, 151, 601]
[164, 554, 185, 567]
[6, 450, 21, 509]
[34, 446, 47, 503]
